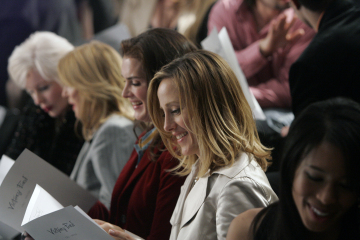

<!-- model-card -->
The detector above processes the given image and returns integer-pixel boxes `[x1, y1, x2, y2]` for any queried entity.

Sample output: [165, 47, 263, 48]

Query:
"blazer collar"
[179, 171, 209, 228]
[212, 152, 251, 178]
[174, 152, 251, 229]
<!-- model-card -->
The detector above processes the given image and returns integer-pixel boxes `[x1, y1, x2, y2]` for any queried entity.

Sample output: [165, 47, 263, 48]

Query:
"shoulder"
[101, 114, 134, 129]
[96, 115, 134, 136]
[216, 156, 277, 201]
[227, 208, 263, 240]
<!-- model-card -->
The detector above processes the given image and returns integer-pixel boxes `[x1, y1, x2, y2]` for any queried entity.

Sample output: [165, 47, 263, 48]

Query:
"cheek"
[340, 193, 357, 211]
[49, 86, 65, 103]
[138, 88, 148, 102]
[292, 174, 313, 204]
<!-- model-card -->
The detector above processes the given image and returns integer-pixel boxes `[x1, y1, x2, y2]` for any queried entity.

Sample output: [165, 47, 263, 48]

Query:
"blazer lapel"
[170, 168, 195, 226]
[70, 141, 91, 180]
[180, 172, 209, 228]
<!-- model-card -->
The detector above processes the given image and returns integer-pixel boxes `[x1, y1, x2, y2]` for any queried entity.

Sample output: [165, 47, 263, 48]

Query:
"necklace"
[190, 176, 199, 190]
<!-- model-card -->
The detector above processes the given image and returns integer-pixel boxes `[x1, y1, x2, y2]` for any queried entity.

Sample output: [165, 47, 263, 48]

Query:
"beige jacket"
[169, 152, 278, 240]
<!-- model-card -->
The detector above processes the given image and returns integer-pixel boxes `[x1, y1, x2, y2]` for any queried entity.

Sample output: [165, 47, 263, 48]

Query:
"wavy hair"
[120, 28, 197, 158]
[8, 31, 74, 88]
[148, 50, 271, 177]
[58, 41, 133, 140]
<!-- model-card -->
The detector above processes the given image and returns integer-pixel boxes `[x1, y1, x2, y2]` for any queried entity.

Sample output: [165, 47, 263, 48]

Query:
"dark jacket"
[289, 0, 360, 116]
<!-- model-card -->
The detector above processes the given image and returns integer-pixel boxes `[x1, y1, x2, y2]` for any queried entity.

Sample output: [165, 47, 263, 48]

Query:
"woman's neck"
[307, 225, 341, 240]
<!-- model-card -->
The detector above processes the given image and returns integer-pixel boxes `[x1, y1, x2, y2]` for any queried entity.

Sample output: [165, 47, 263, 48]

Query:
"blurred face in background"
[259, 0, 290, 10]
[121, 57, 151, 122]
[26, 69, 68, 118]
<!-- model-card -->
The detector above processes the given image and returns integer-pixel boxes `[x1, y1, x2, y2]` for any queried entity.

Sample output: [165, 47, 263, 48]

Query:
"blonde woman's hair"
[8, 31, 74, 88]
[177, 0, 217, 45]
[58, 41, 134, 141]
[148, 50, 271, 177]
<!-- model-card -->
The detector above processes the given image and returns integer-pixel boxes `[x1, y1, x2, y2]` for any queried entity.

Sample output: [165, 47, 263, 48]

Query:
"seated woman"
[151, 50, 278, 240]
[226, 98, 360, 240]
[6, 32, 83, 175]
[57, 41, 136, 209]
[86, 29, 198, 240]
[108, 50, 277, 239]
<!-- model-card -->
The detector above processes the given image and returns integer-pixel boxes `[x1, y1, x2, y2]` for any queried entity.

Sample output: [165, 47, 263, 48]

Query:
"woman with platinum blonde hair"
[58, 41, 136, 209]
[6, 31, 83, 175]
[147, 50, 278, 239]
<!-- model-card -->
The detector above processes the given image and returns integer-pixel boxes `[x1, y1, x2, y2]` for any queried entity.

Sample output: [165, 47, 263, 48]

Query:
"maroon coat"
[88, 136, 185, 240]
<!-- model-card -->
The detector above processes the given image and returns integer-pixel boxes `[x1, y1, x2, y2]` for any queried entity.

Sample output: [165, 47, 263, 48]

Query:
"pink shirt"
[208, 0, 315, 108]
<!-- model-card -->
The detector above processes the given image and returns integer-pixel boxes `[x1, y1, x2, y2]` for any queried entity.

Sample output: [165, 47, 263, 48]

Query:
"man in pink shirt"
[208, 0, 315, 109]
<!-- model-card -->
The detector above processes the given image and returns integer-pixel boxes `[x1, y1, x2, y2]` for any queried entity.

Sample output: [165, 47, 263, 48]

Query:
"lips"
[131, 101, 143, 109]
[42, 106, 52, 112]
[308, 203, 332, 222]
[175, 132, 188, 142]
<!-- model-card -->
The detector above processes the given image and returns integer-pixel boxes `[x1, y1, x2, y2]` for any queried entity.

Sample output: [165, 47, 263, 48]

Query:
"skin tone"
[121, 57, 151, 122]
[254, 0, 305, 57]
[226, 142, 357, 240]
[158, 78, 200, 157]
[61, 86, 81, 120]
[292, 142, 357, 240]
[25, 69, 68, 118]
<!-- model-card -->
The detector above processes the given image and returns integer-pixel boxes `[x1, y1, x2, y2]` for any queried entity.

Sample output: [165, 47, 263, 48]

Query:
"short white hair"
[8, 31, 74, 89]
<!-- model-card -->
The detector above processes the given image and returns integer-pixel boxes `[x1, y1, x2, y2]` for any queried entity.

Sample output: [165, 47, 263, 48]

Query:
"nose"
[122, 81, 132, 98]
[317, 183, 337, 205]
[163, 113, 176, 132]
[32, 92, 44, 106]
[62, 87, 68, 98]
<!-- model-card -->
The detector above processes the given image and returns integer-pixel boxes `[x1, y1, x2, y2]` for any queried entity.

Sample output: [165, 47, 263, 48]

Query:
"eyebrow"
[123, 76, 144, 80]
[308, 165, 326, 173]
[159, 101, 179, 110]
[165, 101, 179, 107]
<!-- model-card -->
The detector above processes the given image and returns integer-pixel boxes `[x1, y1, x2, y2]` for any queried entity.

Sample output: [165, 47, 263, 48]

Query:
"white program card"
[0, 149, 97, 232]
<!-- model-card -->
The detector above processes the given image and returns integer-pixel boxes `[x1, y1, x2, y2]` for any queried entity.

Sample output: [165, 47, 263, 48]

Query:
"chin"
[48, 111, 58, 118]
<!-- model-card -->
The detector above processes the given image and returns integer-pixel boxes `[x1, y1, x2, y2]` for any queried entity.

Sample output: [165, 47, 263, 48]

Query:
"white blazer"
[169, 152, 278, 240]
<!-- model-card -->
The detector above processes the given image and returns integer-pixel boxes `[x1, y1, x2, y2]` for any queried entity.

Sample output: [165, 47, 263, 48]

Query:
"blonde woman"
[146, 50, 278, 239]
[58, 41, 136, 209]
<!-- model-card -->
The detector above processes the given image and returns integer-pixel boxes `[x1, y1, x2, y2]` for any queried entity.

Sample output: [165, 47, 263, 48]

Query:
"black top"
[5, 100, 84, 175]
[289, 0, 360, 117]
[253, 202, 359, 240]
[253, 204, 278, 240]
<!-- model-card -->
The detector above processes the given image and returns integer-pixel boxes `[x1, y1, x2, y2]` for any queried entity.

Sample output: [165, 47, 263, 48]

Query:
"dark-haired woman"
[88, 28, 198, 240]
[227, 98, 360, 240]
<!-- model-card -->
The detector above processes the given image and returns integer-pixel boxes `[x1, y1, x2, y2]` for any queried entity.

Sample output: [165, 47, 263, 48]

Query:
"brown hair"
[120, 28, 197, 159]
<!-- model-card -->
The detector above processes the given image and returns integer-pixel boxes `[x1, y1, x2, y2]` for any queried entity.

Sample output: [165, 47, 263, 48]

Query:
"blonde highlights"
[58, 41, 133, 140]
[148, 50, 271, 177]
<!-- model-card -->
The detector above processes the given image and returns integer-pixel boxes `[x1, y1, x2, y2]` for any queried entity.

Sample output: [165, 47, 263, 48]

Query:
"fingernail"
[109, 229, 115, 235]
